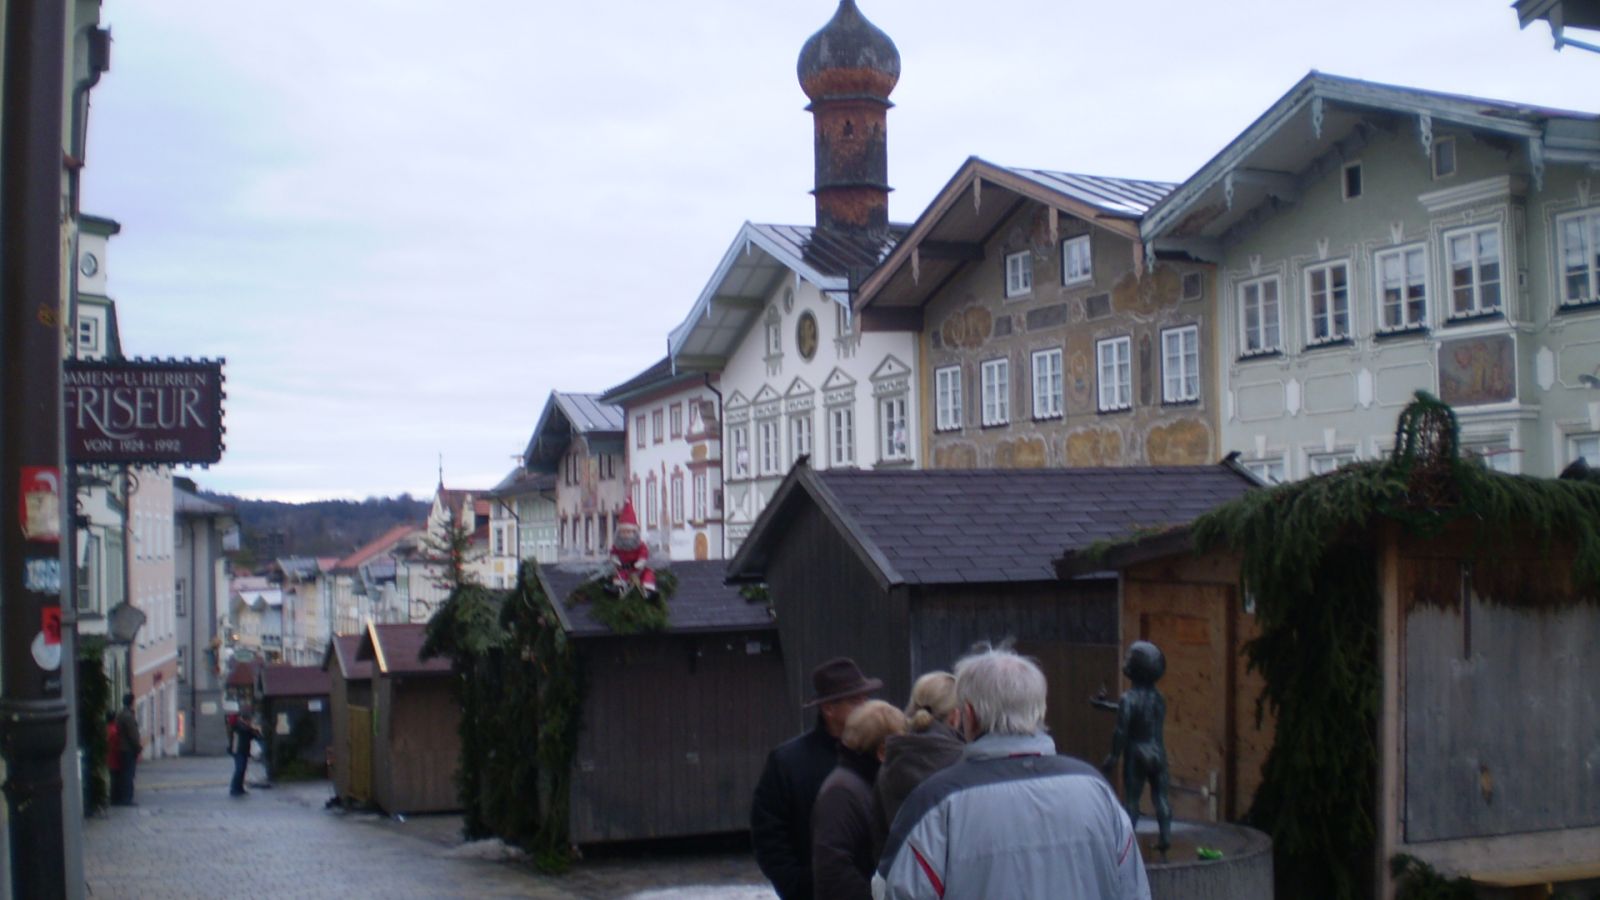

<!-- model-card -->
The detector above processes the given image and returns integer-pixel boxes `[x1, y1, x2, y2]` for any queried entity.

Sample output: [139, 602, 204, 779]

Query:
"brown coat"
[810, 748, 882, 900]
[875, 720, 964, 833]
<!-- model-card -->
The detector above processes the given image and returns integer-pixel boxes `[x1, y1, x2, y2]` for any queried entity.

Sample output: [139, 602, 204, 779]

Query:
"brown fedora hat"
[803, 657, 883, 708]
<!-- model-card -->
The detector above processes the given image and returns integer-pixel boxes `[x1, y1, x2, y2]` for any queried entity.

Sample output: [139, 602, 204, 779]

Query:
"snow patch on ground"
[443, 838, 525, 861]
[626, 888, 776, 900]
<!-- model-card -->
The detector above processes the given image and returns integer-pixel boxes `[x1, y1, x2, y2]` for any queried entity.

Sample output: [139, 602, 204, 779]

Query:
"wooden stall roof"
[728, 459, 1257, 588]
[321, 634, 373, 681]
[259, 664, 332, 699]
[537, 560, 776, 638]
[225, 659, 261, 690]
[356, 622, 452, 677]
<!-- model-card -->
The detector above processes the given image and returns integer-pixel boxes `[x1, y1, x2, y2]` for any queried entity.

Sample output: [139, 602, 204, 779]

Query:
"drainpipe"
[702, 373, 724, 558]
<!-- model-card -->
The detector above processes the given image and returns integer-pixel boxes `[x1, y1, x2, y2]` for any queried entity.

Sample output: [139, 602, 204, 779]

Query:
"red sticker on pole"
[42, 607, 61, 646]
[20, 466, 62, 543]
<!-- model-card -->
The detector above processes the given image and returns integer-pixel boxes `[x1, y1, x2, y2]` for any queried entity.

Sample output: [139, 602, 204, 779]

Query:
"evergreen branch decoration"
[78, 636, 112, 814]
[1187, 393, 1600, 900]
[564, 568, 678, 635]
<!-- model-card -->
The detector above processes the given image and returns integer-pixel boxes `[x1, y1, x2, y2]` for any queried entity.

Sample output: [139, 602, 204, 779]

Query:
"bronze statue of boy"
[1098, 640, 1172, 852]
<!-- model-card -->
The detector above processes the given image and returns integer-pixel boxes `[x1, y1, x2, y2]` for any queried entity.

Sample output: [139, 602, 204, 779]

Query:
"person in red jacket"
[105, 712, 123, 808]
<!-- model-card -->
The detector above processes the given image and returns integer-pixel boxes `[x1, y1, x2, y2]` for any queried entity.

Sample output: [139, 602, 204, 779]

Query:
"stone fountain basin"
[1139, 819, 1273, 900]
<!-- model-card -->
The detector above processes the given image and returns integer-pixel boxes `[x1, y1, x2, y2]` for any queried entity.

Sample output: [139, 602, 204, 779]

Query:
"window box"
[1374, 325, 1430, 343]
[1304, 336, 1354, 352]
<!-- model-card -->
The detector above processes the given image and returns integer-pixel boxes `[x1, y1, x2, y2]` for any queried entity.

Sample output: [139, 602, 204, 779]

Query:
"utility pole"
[0, 0, 72, 895]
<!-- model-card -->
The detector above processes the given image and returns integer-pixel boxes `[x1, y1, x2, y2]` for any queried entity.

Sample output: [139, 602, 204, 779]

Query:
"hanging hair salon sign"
[63, 358, 226, 466]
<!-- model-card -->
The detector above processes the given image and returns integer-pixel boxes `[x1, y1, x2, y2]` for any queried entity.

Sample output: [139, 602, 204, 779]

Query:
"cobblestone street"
[84, 757, 775, 899]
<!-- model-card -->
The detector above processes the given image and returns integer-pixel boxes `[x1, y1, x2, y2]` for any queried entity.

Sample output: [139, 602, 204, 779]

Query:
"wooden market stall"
[321, 633, 373, 806]
[538, 560, 792, 843]
[726, 459, 1256, 765]
[356, 622, 460, 815]
[256, 664, 333, 780]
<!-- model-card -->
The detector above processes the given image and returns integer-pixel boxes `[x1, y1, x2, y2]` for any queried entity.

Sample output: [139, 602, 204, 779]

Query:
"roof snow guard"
[667, 221, 906, 372]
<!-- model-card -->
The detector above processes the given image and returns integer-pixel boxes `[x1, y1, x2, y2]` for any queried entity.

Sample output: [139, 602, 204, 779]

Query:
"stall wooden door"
[348, 705, 372, 804]
[1015, 640, 1120, 766]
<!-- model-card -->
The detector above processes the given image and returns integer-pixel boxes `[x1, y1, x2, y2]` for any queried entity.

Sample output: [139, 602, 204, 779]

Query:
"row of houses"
[469, 4, 1600, 579]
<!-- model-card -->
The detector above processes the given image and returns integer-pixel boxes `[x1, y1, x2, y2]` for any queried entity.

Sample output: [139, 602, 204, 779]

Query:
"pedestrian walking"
[811, 700, 906, 900]
[105, 712, 123, 808]
[230, 705, 262, 796]
[751, 656, 883, 900]
[875, 671, 964, 833]
[113, 693, 142, 805]
[875, 645, 1150, 899]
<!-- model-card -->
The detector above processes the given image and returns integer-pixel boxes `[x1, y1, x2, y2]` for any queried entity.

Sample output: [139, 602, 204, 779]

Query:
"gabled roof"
[436, 488, 473, 522]
[274, 557, 321, 580]
[334, 523, 422, 574]
[356, 622, 452, 677]
[173, 487, 231, 518]
[322, 634, 373, 681]
[727, 461, 1257, 588]
[487, 466, 556, 499]
[234, 588, 282, 610]
[668, 221, 907, 371]
[1141, 71, 1600, 252]
[259, 664, 331, 699]
[1515, 0, 1600, 49]
[536, 560, 775, 638]
[598, 356, 708, 408]
[523, 391, 626, 469]
[856, 157, 1174, 319]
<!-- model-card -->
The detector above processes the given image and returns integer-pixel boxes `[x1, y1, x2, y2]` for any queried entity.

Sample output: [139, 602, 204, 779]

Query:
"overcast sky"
[81, 0, 1596, 502]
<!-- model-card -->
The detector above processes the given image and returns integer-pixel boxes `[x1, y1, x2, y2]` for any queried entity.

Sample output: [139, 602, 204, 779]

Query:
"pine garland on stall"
[1190, 392, 1600, 900]
[422, 562, 582, 871]
[564, 568, 679, 634]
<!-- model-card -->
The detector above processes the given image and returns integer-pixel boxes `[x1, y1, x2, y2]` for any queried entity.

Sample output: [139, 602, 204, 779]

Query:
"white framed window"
[836, 302, 854, 338]
[1062, 235, 1092, 286]
[1238, 275, 1282, 355]
[1446, 224, 1503, 318]
[829, 407, 855, 467]
[758, 419, 780, 475]
[645, 476, 659, 529]
[935, 366, 962, 431]
[765, 314, 782, 356]
[1161, 325, 1200, 404]
[670, 404, 683, 438]
[77, 317, 99, 353]
[731, 425, 751, 477]
[879, 397, 909, 462]
[652, 409, 664, 444]
[1432, 137, 1456, 179]
[1181, 271, 1204, 302]
[981, 358, 1010, 426]
[1305, 261, 1351, 344]
[688, 399, 704, 435]
[1005, 251, 1033, 298]
[692, 471, 707, 521]
[1342, 161, 1362, 200]
[1244, 456, 1287, 485]
[1096, 336, 1133, 412]
[790, 413, 813, 461]
[585, 517, 595, 553]
[1462, 438, 1517, 473]
[1308, 450, 1357, 476]
[1567, 433, 1599, 466]
[1556, 208, 1600, 308]
[634, 416, 646, 449]
[1031, 348, 1063, 419]
[1376, 245, 1428, 331]
[631, 479, 641, 514]
[670, 472, 685, 525]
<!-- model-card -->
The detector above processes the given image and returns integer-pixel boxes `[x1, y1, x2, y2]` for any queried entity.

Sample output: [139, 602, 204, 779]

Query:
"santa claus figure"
[609, 500, 657, 598]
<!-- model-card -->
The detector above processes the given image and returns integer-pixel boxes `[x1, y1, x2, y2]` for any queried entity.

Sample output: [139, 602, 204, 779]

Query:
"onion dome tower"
[797, 0, 900, 238]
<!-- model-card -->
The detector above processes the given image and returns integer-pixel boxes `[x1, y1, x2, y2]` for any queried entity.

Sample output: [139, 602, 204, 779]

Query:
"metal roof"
[173, 487, 231, 518]
[487, 466, 556, 499]
[1004, 168, 1174, 218]
[667, 221, 905, 371]
[1142, 71, 1600, 248]
[522, 391, 625, 469]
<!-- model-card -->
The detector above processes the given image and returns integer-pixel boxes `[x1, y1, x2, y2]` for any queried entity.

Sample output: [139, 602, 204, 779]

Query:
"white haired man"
[873, 646, 1151, 899]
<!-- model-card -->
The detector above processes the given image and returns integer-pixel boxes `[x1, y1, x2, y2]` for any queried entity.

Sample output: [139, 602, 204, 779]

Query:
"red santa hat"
[618, 499, 639, 530]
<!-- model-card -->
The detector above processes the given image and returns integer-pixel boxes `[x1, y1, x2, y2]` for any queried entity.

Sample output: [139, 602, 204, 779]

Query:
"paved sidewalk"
[84, 756, 773, 899]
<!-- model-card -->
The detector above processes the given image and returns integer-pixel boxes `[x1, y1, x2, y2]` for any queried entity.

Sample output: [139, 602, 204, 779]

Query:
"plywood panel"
[1014, 639, 1118, 765]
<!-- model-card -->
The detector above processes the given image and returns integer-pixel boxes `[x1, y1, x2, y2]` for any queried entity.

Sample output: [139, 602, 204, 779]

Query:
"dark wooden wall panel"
[569, 631, 790, 843]
[768, 502, 912, 716]
[1405, 596, 1600, 841]
[909, 581, 1118, 677]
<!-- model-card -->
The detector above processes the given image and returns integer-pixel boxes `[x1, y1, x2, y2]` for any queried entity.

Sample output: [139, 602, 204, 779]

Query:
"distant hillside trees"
[203, 492, 429, 568]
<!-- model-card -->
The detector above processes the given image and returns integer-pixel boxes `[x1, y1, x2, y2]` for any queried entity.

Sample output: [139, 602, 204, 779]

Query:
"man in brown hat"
[751, 657, 882, 900]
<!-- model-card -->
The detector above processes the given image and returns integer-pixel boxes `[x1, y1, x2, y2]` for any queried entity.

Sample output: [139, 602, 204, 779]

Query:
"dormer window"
[1432, 138, 1456, 179]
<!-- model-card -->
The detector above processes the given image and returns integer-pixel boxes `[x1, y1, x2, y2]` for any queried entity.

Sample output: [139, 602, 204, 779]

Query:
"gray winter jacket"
[873, 732, 1151, 900]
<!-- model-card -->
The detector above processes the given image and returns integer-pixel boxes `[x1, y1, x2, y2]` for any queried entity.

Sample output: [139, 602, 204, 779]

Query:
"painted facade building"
[669, 0, 917, 556]
[1143, 73, 1600, 481]
[522, 392, 627, 563]
[329, 524, 423, 635]
[485, 468, 558, 580]
[856, 158, 1219, 470]
[601, 358, 724, 562]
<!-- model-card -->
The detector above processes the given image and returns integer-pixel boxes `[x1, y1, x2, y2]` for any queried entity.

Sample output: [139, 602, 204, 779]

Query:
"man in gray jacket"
[874, 646, 1150, 899]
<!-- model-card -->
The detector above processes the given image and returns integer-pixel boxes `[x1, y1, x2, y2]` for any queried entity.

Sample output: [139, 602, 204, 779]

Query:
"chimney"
[796, 0, 900, 238]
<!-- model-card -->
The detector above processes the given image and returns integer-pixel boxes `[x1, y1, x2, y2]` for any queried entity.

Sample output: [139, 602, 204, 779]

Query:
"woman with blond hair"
[875, 671, 966, 832]
[811, 700, 906, 900]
